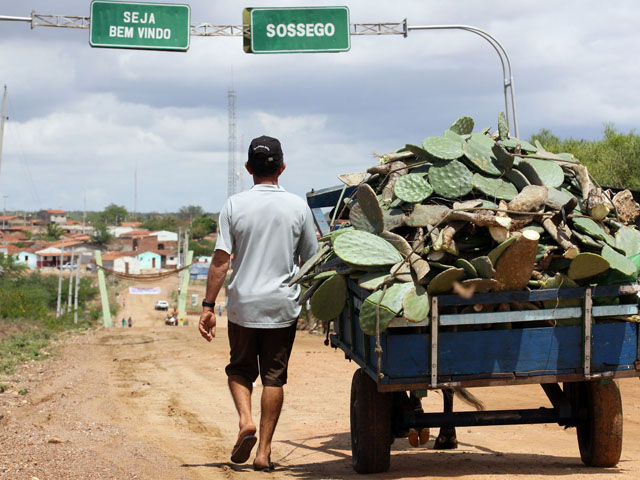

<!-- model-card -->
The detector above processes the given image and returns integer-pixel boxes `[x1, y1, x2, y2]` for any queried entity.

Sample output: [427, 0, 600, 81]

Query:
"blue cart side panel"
[335, 306, 639, 383]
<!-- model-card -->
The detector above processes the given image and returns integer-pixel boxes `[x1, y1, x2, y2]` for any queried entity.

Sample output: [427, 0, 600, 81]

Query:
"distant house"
[156, 249, 179, 268]
[13, 249, 38, 268]
[190, 261, 210, 280]
[152, 230, 178, 242]
[35, 247, 73, 267]
[137, 250, 161, 270]
[38, 209, 67, 225]
[113, 254, 141, 274]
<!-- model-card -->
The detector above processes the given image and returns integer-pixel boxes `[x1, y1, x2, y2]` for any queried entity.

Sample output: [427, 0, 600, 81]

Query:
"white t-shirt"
[215, 184, 318, 328]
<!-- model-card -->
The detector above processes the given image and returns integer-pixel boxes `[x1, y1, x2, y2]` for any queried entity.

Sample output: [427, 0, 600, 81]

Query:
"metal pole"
[56, 238, 65, 318]
[74, 254, 80, 324]
[0, 15, 32, 23]
[406, 24, 519, 138]
[1, 194, 7, 230]
[67, 249, 74, 310]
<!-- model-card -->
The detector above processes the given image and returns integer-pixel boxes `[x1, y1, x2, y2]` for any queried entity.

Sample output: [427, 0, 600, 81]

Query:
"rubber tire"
[350, 369, 393, 474]
[567, 380, 623, 467]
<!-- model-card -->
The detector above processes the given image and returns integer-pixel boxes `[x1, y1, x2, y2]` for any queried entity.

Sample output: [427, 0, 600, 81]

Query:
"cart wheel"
[350, 369, 392, 474]
[566, 380, 623, 467]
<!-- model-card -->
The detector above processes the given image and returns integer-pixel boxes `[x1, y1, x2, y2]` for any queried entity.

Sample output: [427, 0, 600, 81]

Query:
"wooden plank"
[440, 307, 581, 326]
[437, 285, 636, 307]
[593, 304, 639, 317]
[376, 369, 640, 392]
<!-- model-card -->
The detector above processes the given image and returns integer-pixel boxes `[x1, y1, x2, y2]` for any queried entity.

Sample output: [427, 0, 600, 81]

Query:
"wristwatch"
[202, 300, 216, 309]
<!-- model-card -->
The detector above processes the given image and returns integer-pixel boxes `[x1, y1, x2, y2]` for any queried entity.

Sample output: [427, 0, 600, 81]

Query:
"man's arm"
[198, 249, 231, 341]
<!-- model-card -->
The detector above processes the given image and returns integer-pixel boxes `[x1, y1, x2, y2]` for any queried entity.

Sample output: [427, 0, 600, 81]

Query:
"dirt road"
[2, 276, 640, 479]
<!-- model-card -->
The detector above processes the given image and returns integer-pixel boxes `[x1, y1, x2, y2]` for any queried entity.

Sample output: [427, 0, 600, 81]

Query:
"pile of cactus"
[295, 113, 640, 334]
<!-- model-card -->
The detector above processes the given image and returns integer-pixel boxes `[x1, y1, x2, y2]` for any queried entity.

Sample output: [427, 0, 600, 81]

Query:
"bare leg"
[434, 388, 458, 449]
[254, 386, 284, 468]
[228, 375, 257, 442]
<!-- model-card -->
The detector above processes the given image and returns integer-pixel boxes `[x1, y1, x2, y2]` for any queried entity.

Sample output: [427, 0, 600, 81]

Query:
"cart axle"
[403, 407, 577, 429]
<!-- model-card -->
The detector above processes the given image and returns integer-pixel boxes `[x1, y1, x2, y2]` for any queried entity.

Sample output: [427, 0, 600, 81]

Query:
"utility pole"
[133, 163, 137, 221]
[67, 249, 75, 311]
[82, 191, 86, 234]
[56, 238, 65, 318]
[0, 85, 7, 177]
[74, 255, 80, 324]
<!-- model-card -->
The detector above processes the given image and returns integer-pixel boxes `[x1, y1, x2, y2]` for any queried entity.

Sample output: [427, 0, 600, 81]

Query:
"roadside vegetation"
[0, 254, 100, 376]
[529, 124, 640, 189]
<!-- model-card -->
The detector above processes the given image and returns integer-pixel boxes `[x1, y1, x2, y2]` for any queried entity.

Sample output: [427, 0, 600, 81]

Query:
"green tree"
[42, 223, 63, 241]
[190, 215, 217, 240]
[101, 203, 128, 226]
[91, 221, 113, 246]
[178, 205, 204, 223]
[529, 124, 640, 190]
[141, 215, 179, 232]
[190, 240, 215, 257]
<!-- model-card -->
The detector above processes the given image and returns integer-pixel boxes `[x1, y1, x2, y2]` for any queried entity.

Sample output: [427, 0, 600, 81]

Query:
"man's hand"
[199, 309, 217, 341]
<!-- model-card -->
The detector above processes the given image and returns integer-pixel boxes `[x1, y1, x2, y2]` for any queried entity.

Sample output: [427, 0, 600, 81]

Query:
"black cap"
[248, 135, 283, 163]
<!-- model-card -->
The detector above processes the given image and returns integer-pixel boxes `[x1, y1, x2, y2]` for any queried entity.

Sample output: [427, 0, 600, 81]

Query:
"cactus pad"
[357, 183, 385, 234]
[572, 217, 615, 247]
[454, 258, 478, 278]
[402, 285, 430, 323]
[358, 271, 391, 291]
[359, 282, 415, 335]
[422, 136, 464, 161]
[505, 168, 531, 191]
[406, 204, 449, 227]
[601, 244, 637, 277]
[472, 173, 518, 201]
[289, 243, 330, 286]
[488, 237, 517, 265]
[568, 253, 610, 280]
[498, 111, 508, 140]
[393, 173, 434, 203]
[448, 116, 475, 135]
[428, 160, 473, 199]
[615, 226, 640, 257]
[349, 203, 376, 233]
[463, 134, 503, 176]
[309, 274, 347, 321]
[470, 256, 495, 279]
[334, 230, 403, 267]
[502, 138, 537, 153]
[522, 158, 564, 188]
[426, 267, 466, 294]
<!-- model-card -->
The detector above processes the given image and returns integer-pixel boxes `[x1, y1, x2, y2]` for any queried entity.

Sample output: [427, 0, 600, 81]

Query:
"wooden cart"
[307, 186, 640, 474]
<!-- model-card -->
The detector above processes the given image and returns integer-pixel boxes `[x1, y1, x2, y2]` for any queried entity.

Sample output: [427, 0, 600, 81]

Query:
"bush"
[529, 125, 640, 189]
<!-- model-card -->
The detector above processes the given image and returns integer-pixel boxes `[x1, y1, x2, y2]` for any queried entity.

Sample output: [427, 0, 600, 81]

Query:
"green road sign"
[245, 6, 350, 54]
[90, 1, 190, 51]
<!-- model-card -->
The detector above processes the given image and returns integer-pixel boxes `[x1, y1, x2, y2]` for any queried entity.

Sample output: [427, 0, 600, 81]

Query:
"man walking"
[199, 135, 318, 471]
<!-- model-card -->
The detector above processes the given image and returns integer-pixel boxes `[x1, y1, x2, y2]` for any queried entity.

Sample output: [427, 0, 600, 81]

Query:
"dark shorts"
[225, 321, 297, 387]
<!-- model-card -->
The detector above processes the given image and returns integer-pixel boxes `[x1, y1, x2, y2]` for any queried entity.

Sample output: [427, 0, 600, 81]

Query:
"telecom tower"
[227, 87, 237, 198]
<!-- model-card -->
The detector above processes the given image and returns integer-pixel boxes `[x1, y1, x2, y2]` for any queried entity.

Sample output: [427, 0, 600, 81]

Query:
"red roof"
[121, 221, 142, 227]
[46, 209, 66, 214]
[101, 250, 137, 261]
[0, 215, 17, 221]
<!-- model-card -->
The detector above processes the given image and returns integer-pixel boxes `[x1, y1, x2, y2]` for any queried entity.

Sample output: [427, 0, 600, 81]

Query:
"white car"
[154, 300, 169, 311]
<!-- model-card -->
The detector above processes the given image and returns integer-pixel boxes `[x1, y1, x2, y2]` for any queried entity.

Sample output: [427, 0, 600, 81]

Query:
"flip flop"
[253, 461, 276, 472]
[230, 434, 257, 464]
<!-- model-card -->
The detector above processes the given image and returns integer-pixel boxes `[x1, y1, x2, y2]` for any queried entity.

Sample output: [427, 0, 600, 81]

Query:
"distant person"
[122, 297, 126, 308]
[199, 136, 318, 470]
[217, 305, 223, 316]
[122, 318, 126, 328]
[128, 316, 132, 328]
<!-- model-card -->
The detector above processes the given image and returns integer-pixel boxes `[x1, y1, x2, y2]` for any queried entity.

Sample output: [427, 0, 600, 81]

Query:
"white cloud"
[1, 0, 640, 213]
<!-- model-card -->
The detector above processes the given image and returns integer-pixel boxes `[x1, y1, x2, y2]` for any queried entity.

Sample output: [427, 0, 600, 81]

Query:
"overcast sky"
[0, 0, 639, 215]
